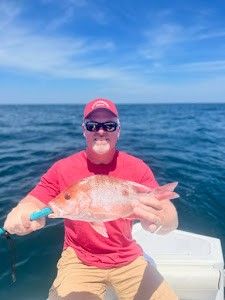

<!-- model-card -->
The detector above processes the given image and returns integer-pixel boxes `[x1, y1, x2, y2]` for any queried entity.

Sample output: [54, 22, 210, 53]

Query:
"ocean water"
[0, 103, 224, 300]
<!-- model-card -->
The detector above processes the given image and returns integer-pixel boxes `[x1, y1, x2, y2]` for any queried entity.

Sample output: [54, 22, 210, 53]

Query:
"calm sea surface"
[0, 104, 225, 299]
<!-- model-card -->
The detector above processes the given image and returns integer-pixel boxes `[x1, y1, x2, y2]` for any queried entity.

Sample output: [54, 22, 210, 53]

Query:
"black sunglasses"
[84, 121, 119, 132]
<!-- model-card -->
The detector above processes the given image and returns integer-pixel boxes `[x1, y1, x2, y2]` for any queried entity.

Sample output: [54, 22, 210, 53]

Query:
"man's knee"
[150, 280, 179, 300]
[133, 263, 178, 300]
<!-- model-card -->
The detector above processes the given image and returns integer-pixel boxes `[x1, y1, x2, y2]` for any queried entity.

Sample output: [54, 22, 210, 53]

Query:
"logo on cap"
[91, 100, 110, 110]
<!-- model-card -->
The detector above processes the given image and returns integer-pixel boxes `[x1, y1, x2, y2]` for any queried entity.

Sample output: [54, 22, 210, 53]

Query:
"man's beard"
[92, 139, 110, 154]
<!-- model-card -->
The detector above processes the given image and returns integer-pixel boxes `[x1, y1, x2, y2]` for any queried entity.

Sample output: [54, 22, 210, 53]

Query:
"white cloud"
[140, 20, 225, 61]
[0, 28, 119, 79]
[43, 0, 108, 30]
[0, 2, 118, 80]
[43, 0, 88, 31]
[0, 0, 21, 27]
[168, 60, 225, 73]
[196, 30, 225, 40]
[139, 60, 225, 75]
[140, 23, 182, 60]
[98, 74, 225, 103]
[41, 0, 87, 7]
[45, 6, 75, 31]
[0, 2, 225, 103]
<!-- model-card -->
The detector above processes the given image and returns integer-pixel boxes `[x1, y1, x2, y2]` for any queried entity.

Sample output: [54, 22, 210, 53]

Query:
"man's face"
[83, 109, 120, 155]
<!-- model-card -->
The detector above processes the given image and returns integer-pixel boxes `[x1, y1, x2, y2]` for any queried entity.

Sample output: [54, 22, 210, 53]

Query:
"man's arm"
[4, 194, 47, 236]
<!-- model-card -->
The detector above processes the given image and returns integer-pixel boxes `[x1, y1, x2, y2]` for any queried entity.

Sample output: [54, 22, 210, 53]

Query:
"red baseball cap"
[83, 98, 119, 119]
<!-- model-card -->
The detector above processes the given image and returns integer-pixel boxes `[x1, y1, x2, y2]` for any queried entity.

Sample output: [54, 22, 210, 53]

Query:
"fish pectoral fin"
[90, 222, 108, 238]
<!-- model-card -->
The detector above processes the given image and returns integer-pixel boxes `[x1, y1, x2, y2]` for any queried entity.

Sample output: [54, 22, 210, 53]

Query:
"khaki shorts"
[48, 247, 179, 300]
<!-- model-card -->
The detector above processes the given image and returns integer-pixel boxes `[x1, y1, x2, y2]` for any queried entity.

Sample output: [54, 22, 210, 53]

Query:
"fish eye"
[64, 193, 71, 200]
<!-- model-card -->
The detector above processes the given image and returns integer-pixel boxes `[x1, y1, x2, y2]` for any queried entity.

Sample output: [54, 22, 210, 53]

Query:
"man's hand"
[132, 182, 179, 234]
[4, 195, 46, 236]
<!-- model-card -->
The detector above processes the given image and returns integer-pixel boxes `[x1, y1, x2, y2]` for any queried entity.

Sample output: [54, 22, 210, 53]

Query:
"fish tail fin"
[131, 181, 179, 201]
[152, 182, 179, 201]
[155, 181, 178, 192]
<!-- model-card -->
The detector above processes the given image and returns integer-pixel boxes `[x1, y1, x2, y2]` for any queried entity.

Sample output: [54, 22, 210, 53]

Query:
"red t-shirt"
[30, 150, 158, 268]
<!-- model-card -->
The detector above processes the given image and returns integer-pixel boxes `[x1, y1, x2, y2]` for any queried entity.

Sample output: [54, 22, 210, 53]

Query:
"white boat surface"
[105, 223, 224, 300]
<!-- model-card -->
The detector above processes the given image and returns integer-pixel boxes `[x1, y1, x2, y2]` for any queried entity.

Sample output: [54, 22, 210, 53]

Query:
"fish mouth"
[49, 202, 65, 218]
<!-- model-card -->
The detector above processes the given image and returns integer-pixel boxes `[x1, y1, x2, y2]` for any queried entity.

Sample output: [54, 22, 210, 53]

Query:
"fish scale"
[90, 180, 130, 210]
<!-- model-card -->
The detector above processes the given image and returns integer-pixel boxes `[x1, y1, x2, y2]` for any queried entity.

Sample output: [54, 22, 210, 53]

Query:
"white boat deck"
[105, 223, 224, 300]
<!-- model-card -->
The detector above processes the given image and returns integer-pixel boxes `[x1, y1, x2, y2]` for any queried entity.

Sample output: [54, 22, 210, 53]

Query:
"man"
[4, 98, 179, 300]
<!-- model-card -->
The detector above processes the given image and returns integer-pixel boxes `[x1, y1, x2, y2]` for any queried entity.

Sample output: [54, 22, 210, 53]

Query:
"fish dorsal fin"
[90, 222, 108, 238]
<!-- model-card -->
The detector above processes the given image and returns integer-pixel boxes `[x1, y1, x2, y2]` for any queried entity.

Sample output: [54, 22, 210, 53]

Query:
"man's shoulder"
[54, 150, 85, 168]
[117, 151, 155, 184]
[118, 150, 146, 166]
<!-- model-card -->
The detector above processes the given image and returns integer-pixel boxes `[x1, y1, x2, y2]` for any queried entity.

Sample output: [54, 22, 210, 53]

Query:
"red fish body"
[49, 175, 178, 237]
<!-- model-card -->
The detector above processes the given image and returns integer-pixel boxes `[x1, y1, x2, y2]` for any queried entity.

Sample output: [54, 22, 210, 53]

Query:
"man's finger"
[31, 219, 45, 231]
[21, 214, 32, 229]
[137, 196, 163, 210]
[133, 206, 161, 225]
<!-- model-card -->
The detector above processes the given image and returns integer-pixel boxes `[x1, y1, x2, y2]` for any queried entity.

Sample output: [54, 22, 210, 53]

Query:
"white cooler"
[105, 223, 224, 300]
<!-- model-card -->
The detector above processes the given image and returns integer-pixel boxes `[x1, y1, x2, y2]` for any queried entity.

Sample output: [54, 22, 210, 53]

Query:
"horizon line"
[0, 101, 225, 105]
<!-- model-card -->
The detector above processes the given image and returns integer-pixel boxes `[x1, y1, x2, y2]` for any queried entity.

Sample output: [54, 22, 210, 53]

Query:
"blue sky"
[1, 0, 225, 104]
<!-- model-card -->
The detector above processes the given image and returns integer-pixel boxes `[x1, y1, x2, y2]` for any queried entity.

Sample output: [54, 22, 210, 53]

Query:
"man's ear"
[117, 129, 120, 139]
[117, 120, 121, 139]
[82, 123, 86, 137]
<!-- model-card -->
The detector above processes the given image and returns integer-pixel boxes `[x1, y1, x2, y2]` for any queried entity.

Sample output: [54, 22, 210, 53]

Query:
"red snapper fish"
[48, 175, 179, 237]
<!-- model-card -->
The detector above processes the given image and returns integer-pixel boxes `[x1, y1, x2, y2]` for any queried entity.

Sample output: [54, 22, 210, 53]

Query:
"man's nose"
[98, 128, 105, 135]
